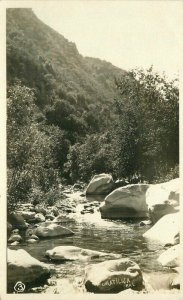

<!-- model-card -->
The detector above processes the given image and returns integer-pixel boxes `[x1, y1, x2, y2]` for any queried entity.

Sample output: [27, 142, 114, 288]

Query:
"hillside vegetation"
[7, 8, 179, 208]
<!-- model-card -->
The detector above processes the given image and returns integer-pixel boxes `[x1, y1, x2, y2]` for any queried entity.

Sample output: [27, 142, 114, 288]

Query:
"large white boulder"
[84, 258, 143, 293]
[45, 246, 120, 261]
[146, 178, 180, 223]
[143, 212, 180, 245]
[86, 174, 114, 195]
[7, 249, 50, 292]
[35, 223, 74, 238]
[158, 244, 180, 267]
[100, 184, 149, 219]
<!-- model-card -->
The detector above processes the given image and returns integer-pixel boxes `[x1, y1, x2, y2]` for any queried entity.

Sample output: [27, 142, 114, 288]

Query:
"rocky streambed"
[7, 177, 180, 294]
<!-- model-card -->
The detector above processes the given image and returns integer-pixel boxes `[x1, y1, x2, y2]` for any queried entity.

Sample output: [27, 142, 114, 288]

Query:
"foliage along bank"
[7, 9, 179, 208]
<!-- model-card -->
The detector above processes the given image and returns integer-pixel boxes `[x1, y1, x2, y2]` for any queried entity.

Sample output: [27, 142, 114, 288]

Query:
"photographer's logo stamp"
[14, 281, 26, 293]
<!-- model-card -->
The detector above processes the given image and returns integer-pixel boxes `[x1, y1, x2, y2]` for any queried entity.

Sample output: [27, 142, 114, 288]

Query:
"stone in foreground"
[146, 178, 180, 223]
[157, 244, 180, 268]
[35, 223, 74, 238]
[100, 184, 149, 219]
[7, 249, 50, 292]
[143, 213, 179, 245]
[84, 258, 143, 293]
[45, 245, 120, 261]
[86, 174, 114, 195]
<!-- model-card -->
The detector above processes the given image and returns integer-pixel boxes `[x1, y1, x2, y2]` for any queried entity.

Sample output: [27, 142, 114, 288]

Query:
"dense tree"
[7, 84, 60, 208]
[66, 68, 179, 183]
[65, 132, 113, 183]
[113, 68, 179, 181]
[6, 8, 179, 209]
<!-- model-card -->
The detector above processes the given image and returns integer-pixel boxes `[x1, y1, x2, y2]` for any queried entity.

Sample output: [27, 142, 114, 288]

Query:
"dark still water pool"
[9, 201, 177, 294]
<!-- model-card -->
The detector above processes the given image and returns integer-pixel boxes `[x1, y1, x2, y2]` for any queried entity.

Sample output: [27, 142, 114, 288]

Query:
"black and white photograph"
[3, 0, 182, 296]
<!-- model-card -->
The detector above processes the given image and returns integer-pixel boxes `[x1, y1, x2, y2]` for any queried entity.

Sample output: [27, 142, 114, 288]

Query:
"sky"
[32, 2, 182, 79]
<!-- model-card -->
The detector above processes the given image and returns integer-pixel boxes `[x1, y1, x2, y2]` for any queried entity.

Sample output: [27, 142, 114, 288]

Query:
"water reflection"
[85, 195, 105, 203]
[9, 196, 173, 293]
[12, 216, 164, 272]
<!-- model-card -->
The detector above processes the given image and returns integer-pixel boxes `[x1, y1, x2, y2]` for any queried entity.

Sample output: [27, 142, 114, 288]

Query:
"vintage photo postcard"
[1, 0, 183, 299]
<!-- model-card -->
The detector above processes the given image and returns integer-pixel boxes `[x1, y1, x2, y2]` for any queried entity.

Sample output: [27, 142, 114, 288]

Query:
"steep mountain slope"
[7, 8, 179, 203]
[7, 8, 126, 107]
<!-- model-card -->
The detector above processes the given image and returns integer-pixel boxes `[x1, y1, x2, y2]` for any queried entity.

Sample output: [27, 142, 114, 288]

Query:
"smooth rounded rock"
[146, 178, 180, 223]
[27, 238, 38, 243]
[26, 229, 39, 241]
[35, 223, 74, 238]
[45, 246, 120, 261]
[143, 212, 180, 245]
[7, 248, 50, 292]
[84, 258, 143, 293]
[86, 174, 114, 195]
[100, 184, 149, 219]
[10, 241, 20, 246]
[35, 213, 45, 223]
[19, 211, 36, 222]
[8, 230, 22, 243]
[158, 244, 180, 268]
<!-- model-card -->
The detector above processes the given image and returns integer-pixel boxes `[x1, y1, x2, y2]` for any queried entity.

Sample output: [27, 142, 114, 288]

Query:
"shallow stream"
[10, 195, 177, 294]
